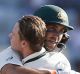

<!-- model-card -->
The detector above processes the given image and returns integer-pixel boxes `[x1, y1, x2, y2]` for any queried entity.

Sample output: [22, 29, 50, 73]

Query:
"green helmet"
[34, 5, 74, 31]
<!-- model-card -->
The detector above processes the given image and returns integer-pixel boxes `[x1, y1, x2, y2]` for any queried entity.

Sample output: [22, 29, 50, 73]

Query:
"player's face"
[45, 24, 65, 51]
[9, 22, 22, 52]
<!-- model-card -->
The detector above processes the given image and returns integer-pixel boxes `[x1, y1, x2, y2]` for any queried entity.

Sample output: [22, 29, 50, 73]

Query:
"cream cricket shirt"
[22, 47, 71, 71]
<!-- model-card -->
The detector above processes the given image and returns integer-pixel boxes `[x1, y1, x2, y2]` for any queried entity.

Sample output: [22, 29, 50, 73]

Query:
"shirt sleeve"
[0, 46, 22, 70]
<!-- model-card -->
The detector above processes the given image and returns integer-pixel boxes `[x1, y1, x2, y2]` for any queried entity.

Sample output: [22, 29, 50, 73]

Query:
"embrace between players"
[0, 5, 79, 74]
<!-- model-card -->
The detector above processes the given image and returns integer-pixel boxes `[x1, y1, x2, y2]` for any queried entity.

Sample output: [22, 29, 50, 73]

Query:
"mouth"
[44, 40, 57, 52]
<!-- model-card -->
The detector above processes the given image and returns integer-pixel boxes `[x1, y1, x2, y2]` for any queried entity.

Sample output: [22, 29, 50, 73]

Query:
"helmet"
[34, 5, 74, 31]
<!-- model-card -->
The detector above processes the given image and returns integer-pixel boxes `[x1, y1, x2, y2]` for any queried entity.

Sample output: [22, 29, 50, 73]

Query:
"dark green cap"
[34, 5, 74, 31]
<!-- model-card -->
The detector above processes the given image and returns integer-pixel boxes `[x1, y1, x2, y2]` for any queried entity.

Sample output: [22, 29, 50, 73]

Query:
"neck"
[21, 48, 34, 59]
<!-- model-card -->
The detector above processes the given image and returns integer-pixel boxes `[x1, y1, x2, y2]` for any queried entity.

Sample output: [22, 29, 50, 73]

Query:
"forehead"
[12, 22, 19, 32]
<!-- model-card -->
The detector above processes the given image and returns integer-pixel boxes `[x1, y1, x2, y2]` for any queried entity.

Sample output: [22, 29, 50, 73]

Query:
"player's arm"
[0, 64, 51, 74]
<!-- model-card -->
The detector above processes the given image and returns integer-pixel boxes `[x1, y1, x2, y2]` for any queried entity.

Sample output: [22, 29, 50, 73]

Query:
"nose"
[46, 31, 60, 43]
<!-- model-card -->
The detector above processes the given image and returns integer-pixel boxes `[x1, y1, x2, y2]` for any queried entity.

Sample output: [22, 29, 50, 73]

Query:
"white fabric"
[70, 70, 80, 74]
[22, 47, 46, 64]
[23, 47, 71, 71]
[0, 47, 79, 74]
[23, 47, 50, 69]
[23, 48, 80, 74]
[48, 52, 71, 71]
[0, 46, 22, 70]
[57, 70, 80, 74]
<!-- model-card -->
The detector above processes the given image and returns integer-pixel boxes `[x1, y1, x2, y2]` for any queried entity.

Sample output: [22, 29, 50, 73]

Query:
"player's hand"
[51, 70, 57, 74]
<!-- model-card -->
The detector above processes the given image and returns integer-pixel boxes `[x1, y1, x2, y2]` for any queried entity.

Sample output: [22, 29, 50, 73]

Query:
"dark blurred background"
[0, 0, 80, 72]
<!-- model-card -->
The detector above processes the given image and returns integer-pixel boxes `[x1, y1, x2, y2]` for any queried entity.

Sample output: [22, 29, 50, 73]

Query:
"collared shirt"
[22, 47, 46, 64]
[0, 47, 79, 74]
[22, 47, 71, 71]
[22, 47, 54, 69]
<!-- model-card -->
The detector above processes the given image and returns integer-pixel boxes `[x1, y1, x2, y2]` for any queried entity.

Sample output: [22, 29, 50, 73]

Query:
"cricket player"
[0, 5, 80, 74]
[0, 15, 52, 74]
[33, 5, 80, 74]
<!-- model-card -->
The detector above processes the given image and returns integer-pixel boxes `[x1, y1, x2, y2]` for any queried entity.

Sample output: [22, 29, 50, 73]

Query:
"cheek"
[11, 38, 21, 51]
[11, 35, 21, 46]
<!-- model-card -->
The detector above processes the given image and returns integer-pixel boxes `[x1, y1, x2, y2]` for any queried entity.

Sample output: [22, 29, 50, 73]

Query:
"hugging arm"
[0, 64, 51, 74]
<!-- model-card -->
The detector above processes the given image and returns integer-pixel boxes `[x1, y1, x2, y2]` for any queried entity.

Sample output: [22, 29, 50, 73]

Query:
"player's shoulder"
[0, 46, 12, 54]
[57, 52, 69, 62]
[0, 46, 22, 70]
[48, 52, 71, 70]
[0, 46, 18, 60]
[56, 52, 71, 70]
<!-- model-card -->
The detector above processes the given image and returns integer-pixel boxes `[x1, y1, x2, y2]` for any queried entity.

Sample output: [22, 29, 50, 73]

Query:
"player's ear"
[21, 40, 28, 48]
